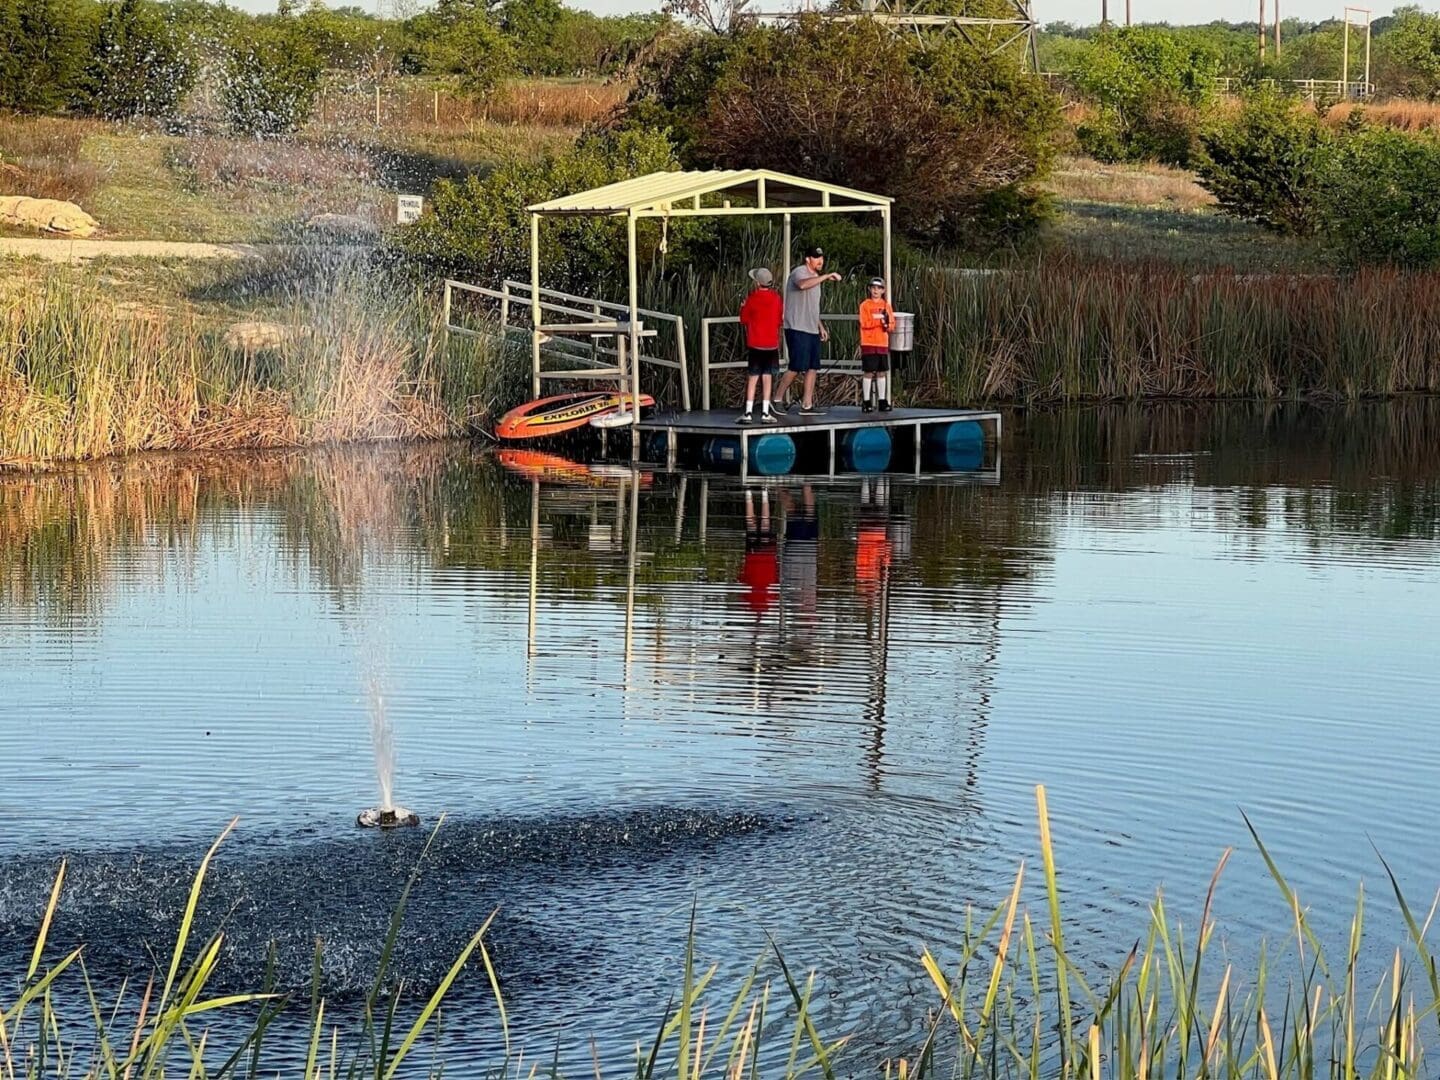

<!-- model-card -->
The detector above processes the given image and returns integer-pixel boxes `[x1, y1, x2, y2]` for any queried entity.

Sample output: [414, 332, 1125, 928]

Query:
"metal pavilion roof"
[526, 169, 892, 216]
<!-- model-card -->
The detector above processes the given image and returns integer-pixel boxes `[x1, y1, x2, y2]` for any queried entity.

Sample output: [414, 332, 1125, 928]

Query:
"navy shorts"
[746, 347, 780, 376]
[784, 329, 822, 373]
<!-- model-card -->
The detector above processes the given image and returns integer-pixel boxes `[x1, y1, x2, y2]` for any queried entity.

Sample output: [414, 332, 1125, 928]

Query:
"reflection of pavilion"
[513, 460, 1006, 794]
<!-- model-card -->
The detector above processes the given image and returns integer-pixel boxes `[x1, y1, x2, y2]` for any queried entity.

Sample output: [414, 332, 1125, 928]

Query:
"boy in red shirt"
[736, 267, 782, 424]
[857, 277, 896, 413]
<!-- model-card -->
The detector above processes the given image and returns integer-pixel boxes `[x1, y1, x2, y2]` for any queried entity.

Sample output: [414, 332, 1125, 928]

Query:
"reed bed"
[5, 787, 1439, 1078]
[0, 260, 521, 469]
[903, 260, 1440, 404]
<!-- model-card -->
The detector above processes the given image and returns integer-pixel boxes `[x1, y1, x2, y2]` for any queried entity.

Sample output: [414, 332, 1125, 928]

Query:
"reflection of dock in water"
[509, 459, 1013, 797]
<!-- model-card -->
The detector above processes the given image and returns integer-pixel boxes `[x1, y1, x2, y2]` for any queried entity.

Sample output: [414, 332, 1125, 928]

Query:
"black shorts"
[860, 348, 890, 374]
[747, 348, 780, 376]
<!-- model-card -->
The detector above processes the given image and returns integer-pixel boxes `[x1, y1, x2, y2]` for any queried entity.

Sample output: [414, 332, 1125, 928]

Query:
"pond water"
[2, 402, 1440, 1071]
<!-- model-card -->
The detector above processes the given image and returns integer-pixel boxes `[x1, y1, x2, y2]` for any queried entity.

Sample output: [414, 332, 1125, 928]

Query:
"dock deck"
[630, 405, 1002, 477]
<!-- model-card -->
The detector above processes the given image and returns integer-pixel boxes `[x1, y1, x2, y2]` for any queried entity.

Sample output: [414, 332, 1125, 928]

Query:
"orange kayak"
[496, 392, 655, 441]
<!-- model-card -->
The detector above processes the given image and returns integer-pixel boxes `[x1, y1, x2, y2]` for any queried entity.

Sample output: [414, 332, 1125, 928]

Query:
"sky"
[230, 0, 1419, 34]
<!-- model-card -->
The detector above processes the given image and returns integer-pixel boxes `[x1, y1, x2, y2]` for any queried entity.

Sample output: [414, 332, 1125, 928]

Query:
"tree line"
[0, 0, 667, 130]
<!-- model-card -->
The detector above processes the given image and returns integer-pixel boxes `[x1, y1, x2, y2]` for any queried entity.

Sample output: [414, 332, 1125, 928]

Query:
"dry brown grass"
[0, 114, 105, 204]
[311, 78, 626, 134]
[1327, 98, 1440, 131]
[485, 79, 627, 128]
[1044, 155, 1216, 211]
[167, 136, 378, 191]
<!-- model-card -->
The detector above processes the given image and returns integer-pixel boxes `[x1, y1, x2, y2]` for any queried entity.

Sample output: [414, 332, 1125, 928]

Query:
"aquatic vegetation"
[0, 257, 522, 469]
[906, 258, 1440, 402]
[5, 788, 1439, 1078]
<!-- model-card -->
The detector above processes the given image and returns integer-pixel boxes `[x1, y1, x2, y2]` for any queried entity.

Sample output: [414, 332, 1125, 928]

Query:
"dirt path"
[1, 238, 373, 263]
[0, 237, 267, 262]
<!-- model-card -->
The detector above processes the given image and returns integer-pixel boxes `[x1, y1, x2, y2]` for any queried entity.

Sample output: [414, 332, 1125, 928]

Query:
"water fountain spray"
[358, 671, 418, 828]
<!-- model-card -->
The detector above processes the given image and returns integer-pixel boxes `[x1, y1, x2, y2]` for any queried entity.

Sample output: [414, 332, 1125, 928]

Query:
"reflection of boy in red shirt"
[739, 489, 778, 614]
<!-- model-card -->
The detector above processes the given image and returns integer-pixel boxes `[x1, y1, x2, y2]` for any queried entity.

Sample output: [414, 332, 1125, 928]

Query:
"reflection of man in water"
[780, 485, 820, 631]
[738, 489, 778, 614]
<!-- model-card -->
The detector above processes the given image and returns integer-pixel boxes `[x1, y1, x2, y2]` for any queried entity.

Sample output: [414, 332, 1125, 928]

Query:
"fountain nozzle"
[357, 807, 420, 829]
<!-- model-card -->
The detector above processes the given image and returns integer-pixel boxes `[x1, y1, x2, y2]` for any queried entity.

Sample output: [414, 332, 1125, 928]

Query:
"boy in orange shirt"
[857, 277, 895, 413]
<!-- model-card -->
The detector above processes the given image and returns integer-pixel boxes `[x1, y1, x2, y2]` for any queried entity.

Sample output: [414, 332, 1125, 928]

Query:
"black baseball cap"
[805, 246, 825, 259]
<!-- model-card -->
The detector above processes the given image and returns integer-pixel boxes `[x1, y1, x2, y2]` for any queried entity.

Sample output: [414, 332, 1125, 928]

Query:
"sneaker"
[736, 412, 754, 425]
[760, 411, 779, 424]
[771, 399, 789, 414]
[878, 399, 893, 412]
[798, 404, 823, 416]
[861, 399, 874, 414]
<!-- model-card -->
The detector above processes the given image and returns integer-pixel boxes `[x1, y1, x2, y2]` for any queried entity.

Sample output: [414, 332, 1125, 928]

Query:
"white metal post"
[882, 206, 893, 296]
[627, 210, 640, 426]
[530, 213, 541, 399]
[781, 212, 792, 363]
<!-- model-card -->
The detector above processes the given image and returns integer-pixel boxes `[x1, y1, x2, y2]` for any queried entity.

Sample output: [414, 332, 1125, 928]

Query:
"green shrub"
[1320, 125, 1440, 266]
[1196, 86, 1332, 236]
[81, 0, 194, 119]
[394, 127, 701, 292]
[221, 20, 323, 135]
[1070, 26, 1219, 165]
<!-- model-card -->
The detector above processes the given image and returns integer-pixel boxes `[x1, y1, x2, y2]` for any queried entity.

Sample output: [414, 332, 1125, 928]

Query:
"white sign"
[396, 194, 423, 225]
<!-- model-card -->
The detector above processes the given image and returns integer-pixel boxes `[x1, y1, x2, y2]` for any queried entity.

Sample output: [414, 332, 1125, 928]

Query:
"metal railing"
[1213, 76, 1373, 99]
[700, 313, 869, 411]
[442, 279, 692, 412]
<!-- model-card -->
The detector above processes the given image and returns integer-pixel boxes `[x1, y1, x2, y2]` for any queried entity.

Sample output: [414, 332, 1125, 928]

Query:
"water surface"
[3, 402, 1439, 1068]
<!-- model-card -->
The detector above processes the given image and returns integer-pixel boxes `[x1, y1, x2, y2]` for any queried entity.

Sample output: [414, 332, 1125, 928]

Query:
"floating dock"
[632, 405, 1002, 479]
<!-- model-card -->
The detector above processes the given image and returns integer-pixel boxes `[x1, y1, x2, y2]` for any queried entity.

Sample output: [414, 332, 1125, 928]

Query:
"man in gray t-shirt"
[774, 246, 841, 415]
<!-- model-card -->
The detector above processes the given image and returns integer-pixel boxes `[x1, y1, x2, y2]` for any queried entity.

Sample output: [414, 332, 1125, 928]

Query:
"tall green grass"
[7, 789, 1438, 1078]
[0, 258, 523, 469]
[905, 260, 1440, 404]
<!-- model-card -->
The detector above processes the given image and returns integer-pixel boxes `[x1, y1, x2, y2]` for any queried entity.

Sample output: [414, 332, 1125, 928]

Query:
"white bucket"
[890, 312, 915, 352]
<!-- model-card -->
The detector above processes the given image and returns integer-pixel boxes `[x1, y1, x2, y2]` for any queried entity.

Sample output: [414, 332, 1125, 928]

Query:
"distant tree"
[81, 0, 194, 118]
[406, 0, 513, 94]
[222, 19, 322, 134]
[496, 0, 560, 73]
[1275, 26, 1344, 82]
[1375, 6, 1440, 98]
[698, 18, 1058, 242]
[1071, 26, 1220, 164]
[0, 0, 93, 112]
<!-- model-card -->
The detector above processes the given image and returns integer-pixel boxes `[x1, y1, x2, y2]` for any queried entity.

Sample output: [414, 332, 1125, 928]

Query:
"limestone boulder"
[0, 196, 99, 238]
[224, 320, 290, 354]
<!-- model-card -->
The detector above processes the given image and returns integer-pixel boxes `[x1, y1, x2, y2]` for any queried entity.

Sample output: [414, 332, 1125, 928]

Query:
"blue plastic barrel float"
[839, 427, 892, 472]
[924, 420, 985, 471]
[701, 434, 797, 475]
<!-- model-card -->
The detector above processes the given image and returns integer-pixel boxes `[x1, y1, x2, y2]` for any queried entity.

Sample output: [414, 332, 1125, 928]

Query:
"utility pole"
[1101, 0, 1108, 26]
[1125, 0, 1131, 24]
[1258, 0, 1266, 62]
[1274, 0, 1281, 56]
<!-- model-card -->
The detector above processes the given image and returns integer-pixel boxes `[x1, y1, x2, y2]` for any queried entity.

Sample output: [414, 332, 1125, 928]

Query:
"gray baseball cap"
[748, 267, 774, 286]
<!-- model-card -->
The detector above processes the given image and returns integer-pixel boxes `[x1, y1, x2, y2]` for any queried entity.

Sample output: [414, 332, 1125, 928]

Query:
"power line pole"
[1258, 0, 1266, 62]
[1125, 0, 1131, 25]
[1101, 0, 1108, 27]
[1274, 0, 1281, 56]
